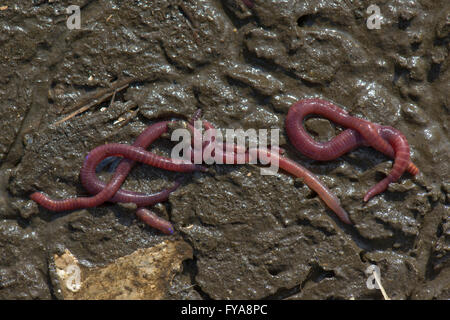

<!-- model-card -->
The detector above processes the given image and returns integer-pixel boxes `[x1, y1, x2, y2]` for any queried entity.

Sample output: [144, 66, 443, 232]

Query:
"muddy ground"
[0, 0, 449, 299]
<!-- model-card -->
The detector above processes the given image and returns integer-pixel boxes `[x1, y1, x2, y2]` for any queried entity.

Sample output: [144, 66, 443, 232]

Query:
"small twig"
[116, 109, 139, 129]
[104, 101, 139, 138]
[114, 101, 139, 129]
[54, 79, 132, 126]
[63, 78, 134, 113]
[372, 270, 390, 300]
[109, 87, 118, 108]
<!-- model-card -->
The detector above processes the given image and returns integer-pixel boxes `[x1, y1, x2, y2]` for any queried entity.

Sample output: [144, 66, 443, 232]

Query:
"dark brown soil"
[0, 0, 448, 299]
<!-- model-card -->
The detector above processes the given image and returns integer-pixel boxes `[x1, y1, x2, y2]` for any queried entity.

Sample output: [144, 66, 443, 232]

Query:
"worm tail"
[136, 208, 174, 235]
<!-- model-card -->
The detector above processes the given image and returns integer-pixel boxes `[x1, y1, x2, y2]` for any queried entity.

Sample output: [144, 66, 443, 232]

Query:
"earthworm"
[136, 208, 174, 235]
[31, 144, 203, 211]
[80, 120, 200, 233]
[30, 121, 205, 215]
[30, 165, 132, 211]
[80, 121, 183, 206]
[363, 125, 413, 201]
[187, 121, 248, 163]
[250, 147, 351, 224]
[285, 98, 419, 201]
[187, 112, 276, 163]
[206, 145, 351, 224]
[82, 160, 183, 207]
[190, 119, 351, 224]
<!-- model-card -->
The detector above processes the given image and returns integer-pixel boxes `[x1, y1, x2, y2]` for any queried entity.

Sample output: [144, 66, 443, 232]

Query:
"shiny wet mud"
[0, 0, 448, 299]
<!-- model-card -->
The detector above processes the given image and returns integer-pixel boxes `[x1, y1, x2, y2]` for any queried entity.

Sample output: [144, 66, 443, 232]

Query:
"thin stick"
[109, 87, 117, 108]
[63, 78, 134, 113]
[373, 270, 390, 300]
[54, 82, 130, 126]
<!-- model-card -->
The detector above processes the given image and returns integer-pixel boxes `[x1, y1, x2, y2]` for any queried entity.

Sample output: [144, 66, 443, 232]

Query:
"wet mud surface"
[0, 0, 449, 299]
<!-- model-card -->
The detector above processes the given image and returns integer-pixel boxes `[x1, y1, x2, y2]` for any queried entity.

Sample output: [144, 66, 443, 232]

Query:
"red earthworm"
[190, 119, 351, 224]
[190, 109, 203, 124]
[187, 114, 278, 164]
[276, 153, 350, 224]
[79, 120, 198, 233]
[79, 121, 199, 206]
[188, 111, 217, 145]
[196, 117, 285, 157]
[83, 144, 205, 173]
[82, 168, 182, 207]
[187, 121, 247, 163]
[81, 121, 179, 206]
[31, 122, 205, 213]
[285, 98, 419, 201]
[189, 110, 255, 158]
[136, 208, 174, 235]
[30, 160, 132, 212]
[285, 99, 418, 174]
[364, 126, 413, 201]
[207, 144, 351, 224]
[213, 148, 251, 164]
[249, 147, 351, 224]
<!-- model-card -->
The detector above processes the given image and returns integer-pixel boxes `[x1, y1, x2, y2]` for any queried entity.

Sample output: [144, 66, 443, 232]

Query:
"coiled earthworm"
[80, 121, 186, 206]
[31, 143, 203, 211]
[30, 120, 205, 234]
[285, 98, 419, 202]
